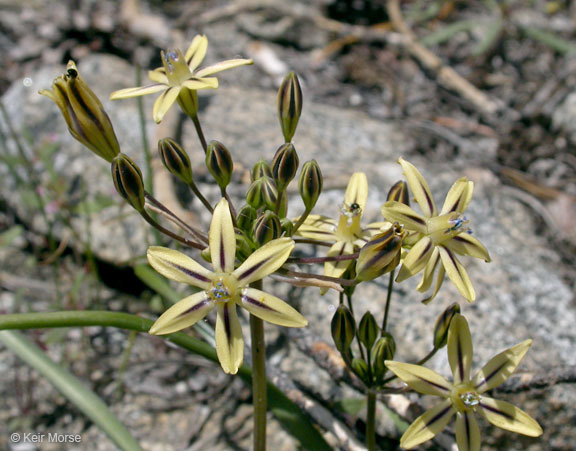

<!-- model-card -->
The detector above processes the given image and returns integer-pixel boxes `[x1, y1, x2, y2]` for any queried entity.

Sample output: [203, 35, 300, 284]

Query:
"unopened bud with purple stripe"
[356, 223, 404, 282]
[206, 140, 234, 189]
[111, 153, 145, 212]
[158, 138, 193, 184]
[277, 72, 303, 143]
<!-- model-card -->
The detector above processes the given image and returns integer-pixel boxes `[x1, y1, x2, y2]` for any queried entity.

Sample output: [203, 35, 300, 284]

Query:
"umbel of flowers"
[40, 33, 542, 451]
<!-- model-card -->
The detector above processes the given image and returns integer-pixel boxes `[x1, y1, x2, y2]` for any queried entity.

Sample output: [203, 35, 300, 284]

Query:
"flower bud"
[251, 159, 273, 181]
[206, 140, 234, 189]
[358, 312, 379, 351]
[40, 61, 121, 162]
[371, 333, 396, 382]
[246, 176, 278, 210]
[158, 138, 193, 184]
[277, 72, 303, 143]
[351, 357, 369, 382]
[252, 211, 282, 246]
[280, 218, 294, 236]
[236, 204, 258, 234]
[387, 180, 410, 206]
[355, 223, 404, 282]
[433, 303, 461, 349]
[272, 143, 299, 191]
[331, 304, 356, 355]
[111, 153, 145, 212]
[298, 160, 323, 211]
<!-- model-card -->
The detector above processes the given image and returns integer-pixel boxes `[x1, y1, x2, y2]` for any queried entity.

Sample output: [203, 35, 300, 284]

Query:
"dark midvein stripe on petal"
[479, 402, 514, 419]
[219, 231, 226, 270]
[445, 249, 465, 280]
[406, 212, 427, 226]
[423, 190, 435, 216]
[475, 360, 507, 390]
[223, 306, 232, 345]
[125, 83, 163, 95]
[424, 404, 453, 428]
[179, 298, 210, 317]
[242, 294, 274, 311]
[169, 262, 211, 283]
[457, 334, 464, 381]
[416, 375, 450, 393]
[464, 413, 472, 448]
[417, 240, 433, 259]
[237, 257, 272, 281]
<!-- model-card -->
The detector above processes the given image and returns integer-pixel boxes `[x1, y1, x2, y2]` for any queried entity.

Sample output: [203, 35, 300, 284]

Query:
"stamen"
[209, 280, 230, 302]
[460, 392, 480, 408]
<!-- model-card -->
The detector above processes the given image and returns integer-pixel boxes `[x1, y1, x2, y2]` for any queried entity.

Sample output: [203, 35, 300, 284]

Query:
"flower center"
[335, 202, 363, 241]
[426, 212, 470, 245]
[207, 275, 237, 304]
[162, 49, 192, 86]
[451, 383, 480, 413]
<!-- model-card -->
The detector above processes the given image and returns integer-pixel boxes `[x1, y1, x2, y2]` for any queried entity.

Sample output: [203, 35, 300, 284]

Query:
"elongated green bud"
[40, 61, 121, 162]
[433, 303, 461, 349]
[331, 304, 356, 355]
[355, 223, 404, 282]
[272, 143, 299, 191]
[206, 140, 234, 189]
[251, 159, 273, 181]
[158, 138, 193, 184]
[298, 160, 323, 211]
[278, 72, 303, 143]
[387, 180, 410, 206]
[252, 211, 282, 246]
[111, 153, 145, 212]
[371, 333, 396, 382]
[358, 312, 379, 351]
[351, 357, 369, 382]
[246, 176, 278, 210]
[236, 204, 258, 234]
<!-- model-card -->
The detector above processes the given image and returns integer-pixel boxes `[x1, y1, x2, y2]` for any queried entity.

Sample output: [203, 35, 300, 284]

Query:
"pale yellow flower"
[382, 158, 490, 302]
[386, 314, 543, 450]
[148, 199, 307, 374]
[110, 35, 252, 123]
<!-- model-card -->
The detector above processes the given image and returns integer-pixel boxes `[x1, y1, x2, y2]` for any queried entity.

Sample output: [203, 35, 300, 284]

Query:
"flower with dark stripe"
[386, 314, 542, 450]
[382, 158, 491, 303]
[295, 172, 388, 284]
[110, 35, 252, 123]
[148, 198, 307, 374]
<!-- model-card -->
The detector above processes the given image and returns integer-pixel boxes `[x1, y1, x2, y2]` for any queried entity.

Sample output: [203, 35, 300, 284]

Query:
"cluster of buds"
[331, 306, 396, 387]
[40, 40, 542, 450]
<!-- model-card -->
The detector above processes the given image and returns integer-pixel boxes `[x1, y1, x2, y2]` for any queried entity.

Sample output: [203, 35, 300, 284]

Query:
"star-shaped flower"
[148, 199, 307, 374]
[386, 314, 543, 450]
[296, 172, 387, 281]
[110, 35, 252, 123]
[381, 158, 490, 303]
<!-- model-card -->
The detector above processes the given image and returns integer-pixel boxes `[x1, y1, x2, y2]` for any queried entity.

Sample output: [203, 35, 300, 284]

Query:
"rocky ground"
[1, 0, 575, 450]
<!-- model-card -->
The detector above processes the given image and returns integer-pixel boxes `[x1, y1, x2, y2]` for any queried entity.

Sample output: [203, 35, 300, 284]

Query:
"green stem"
[381, 269, 395, 334]
[191, 114, 208, 153]
[290, 207, 312, 236]
[250, 280, 267, 451]
[222, 189, 238, 228]
[366, 390, 377, 451]
[187, 180, 213, 213]
[0, 311, 331, 450]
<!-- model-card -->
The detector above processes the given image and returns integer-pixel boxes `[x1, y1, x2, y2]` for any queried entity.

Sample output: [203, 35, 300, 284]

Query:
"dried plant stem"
[140, 210, 203, 249]
[145, 192, 208, 244]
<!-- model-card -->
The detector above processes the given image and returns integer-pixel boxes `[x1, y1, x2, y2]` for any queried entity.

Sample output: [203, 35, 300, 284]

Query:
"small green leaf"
[0, 330, 142, 450]
[333, 397, 366, 416]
